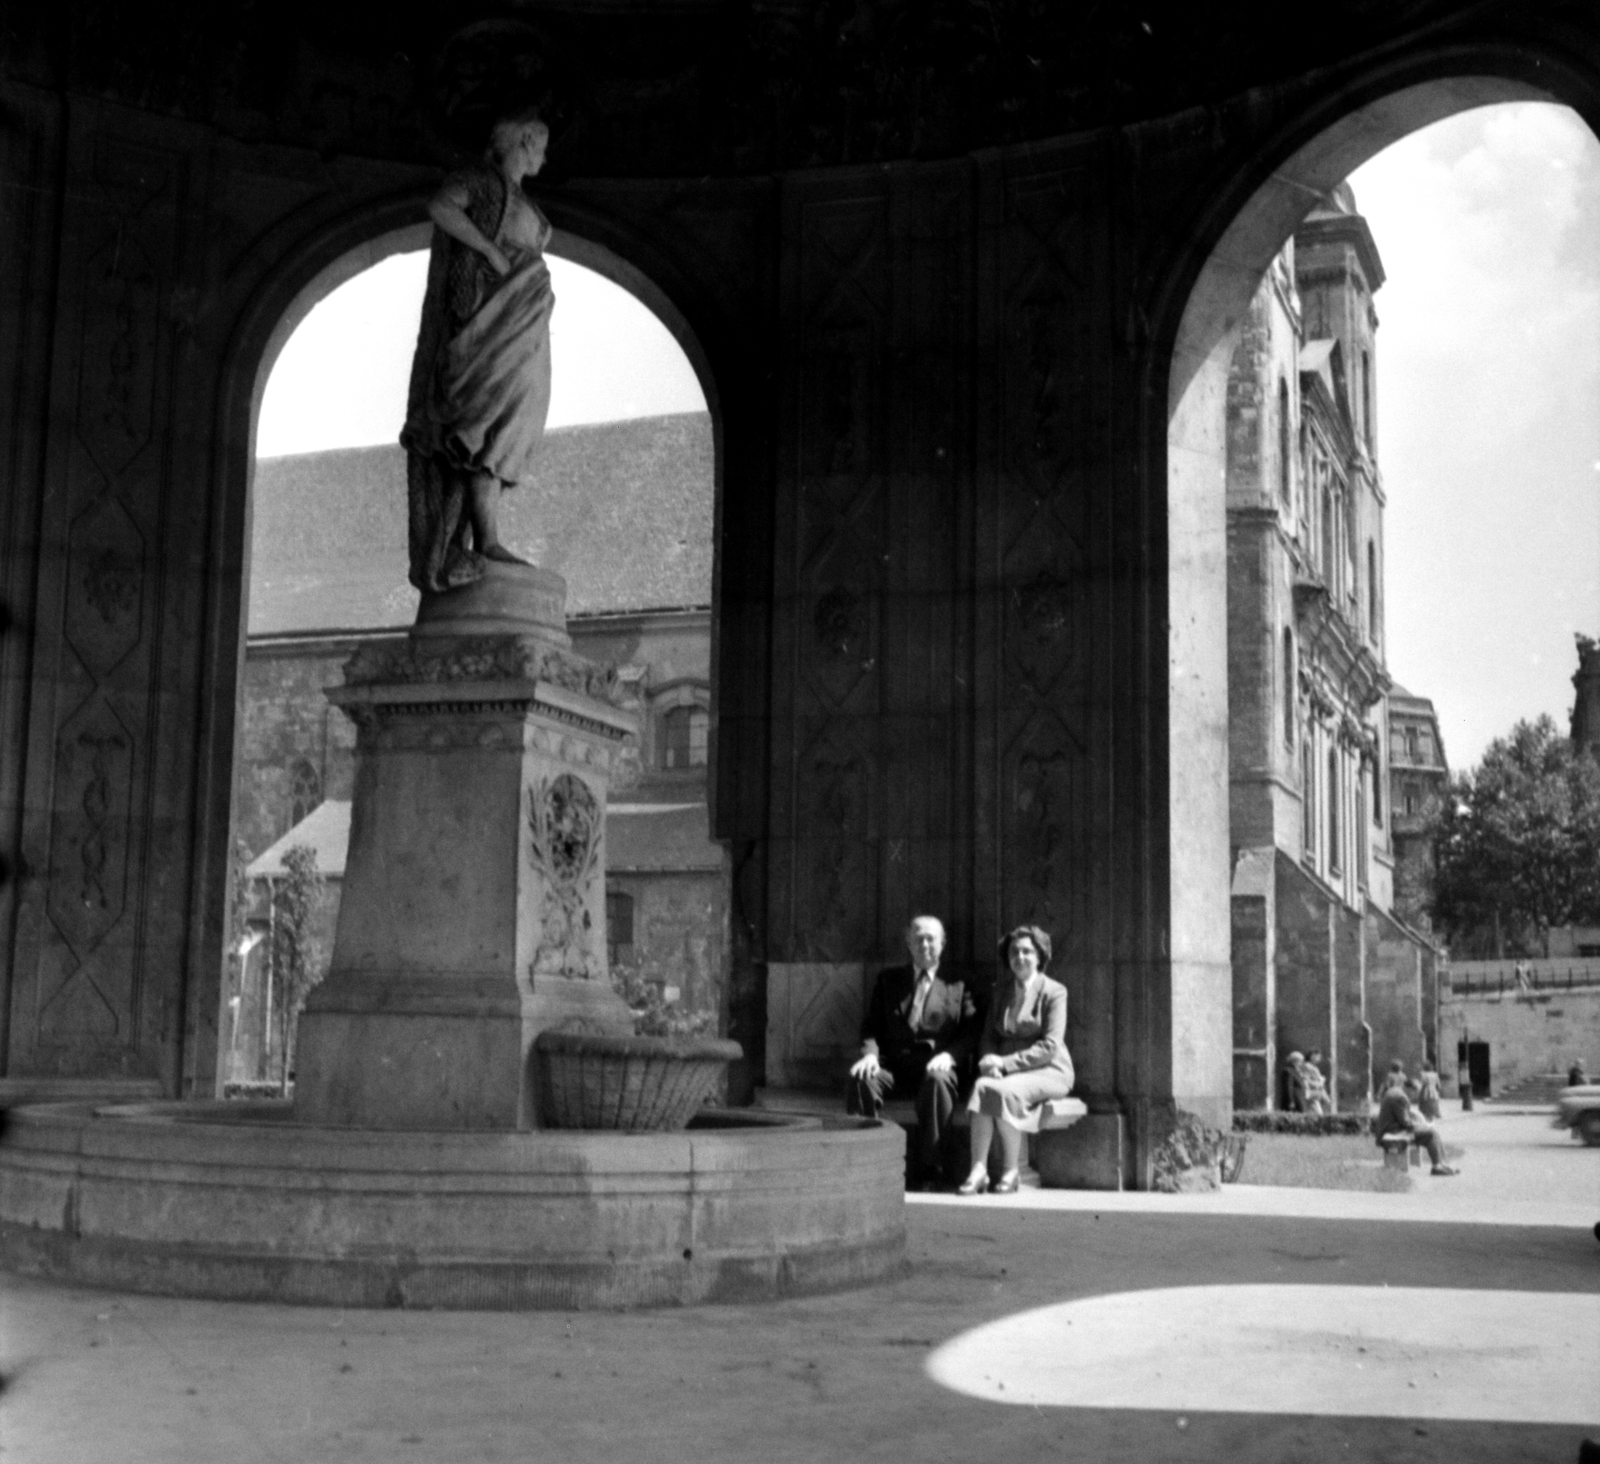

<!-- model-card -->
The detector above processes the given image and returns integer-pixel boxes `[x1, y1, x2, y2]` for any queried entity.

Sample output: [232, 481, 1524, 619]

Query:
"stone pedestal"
[294, 565, 637, 1130]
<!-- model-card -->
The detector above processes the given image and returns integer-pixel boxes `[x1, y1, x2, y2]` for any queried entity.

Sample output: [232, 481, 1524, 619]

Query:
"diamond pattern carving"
[65, 495, 145, 681]
[46, 695, 134, 961]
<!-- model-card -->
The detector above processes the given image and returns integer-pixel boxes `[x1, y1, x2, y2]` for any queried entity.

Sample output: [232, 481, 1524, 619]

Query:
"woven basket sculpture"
[534, 1031, 745, 1131]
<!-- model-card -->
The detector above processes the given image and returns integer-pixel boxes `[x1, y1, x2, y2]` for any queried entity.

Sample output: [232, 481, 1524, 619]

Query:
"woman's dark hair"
[997, 924, 1051, 970]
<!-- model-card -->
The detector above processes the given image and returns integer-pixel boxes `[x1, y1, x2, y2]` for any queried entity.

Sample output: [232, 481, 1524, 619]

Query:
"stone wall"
[1439, 985, 1600, 1092]
[1364, 902, 1427, 1081]
[236, 644, 358, 859]
[607, 869, 728, 1023]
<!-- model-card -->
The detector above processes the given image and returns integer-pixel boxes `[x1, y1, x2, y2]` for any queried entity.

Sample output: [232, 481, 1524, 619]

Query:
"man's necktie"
[909, 974, 932, 1032]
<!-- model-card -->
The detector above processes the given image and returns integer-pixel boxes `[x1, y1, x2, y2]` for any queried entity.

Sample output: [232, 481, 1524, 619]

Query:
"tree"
[1431, 716, 1600, 958]
[271, 843, 328, 1092]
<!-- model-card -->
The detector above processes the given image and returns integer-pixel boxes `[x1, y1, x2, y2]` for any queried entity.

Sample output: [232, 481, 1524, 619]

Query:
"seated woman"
[958, 925, 1075, 1195]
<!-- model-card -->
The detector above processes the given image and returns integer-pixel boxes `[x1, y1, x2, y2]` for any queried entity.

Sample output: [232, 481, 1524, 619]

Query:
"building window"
[1361, 350, 1373, 450]
[1282, 629, 1295, 748]
[1357, 774, 1369, 886]
[288, 758, 321, 829]
[1404, 790, 1418, 817]
[1372, 752, 1383, 826]
[1366, 539, 1378, 639]
[1321, 486, 1335, 585]
[1301, 739, 1317, 855]
[1405, 726, 1419, 761]
[1327, 747, 1341, 873]
[1277, 378, 1291, 505]
[606, 889, 635, 967]
[660, 705, 709, 770]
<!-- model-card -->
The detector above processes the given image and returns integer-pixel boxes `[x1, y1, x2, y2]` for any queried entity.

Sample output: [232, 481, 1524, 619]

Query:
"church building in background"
[1225, 185, 1444, 1112]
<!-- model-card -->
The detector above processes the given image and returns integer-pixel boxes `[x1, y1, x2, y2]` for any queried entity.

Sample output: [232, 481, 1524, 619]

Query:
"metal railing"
[1446, 961, 1600, 997]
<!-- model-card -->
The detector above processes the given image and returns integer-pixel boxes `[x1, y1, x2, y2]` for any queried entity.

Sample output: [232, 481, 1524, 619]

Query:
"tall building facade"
[1227, 185, 1441, 1111]
[1387, 685, 1450, 931]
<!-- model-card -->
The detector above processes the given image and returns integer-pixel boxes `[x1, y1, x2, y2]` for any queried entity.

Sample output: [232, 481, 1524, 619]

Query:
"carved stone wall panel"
[971, 143, 1115, 1097]
[770, 177, 893, 963]
[873, 171, 972, 956]
[0, 87, 69, 1069]
[8, 102, 194, 1083]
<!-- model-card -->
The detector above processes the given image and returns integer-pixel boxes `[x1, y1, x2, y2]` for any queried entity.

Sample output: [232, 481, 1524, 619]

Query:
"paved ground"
[3, 1108, 1597, 1464]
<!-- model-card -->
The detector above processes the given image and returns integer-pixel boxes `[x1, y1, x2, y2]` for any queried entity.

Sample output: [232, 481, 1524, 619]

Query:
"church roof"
[246, 800, 352, 880]
[249, 412, 713, 634]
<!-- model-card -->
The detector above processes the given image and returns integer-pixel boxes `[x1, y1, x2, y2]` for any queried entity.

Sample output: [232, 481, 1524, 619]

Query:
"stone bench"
[878, 1094, 1087, 1129]
[1378, 1132, 1423, 1171]
[754, 1087, 1118, 1188]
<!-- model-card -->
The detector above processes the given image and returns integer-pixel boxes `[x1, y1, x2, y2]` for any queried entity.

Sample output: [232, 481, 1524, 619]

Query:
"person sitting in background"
[1300, 1050, 1331, 1115]
[1568, 1059, 1590, 1089]
[1373, 1070, 1458, 1176]
[847, 915, 979, 1188]
[957, 925, 1074, 1196]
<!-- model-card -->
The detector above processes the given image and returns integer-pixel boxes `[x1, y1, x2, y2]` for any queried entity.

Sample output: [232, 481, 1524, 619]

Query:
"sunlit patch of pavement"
[926, 1284, 1600, 1423]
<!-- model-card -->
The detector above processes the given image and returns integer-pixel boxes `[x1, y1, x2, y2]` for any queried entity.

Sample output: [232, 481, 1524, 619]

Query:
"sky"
[255, 252, 705, 456]
[255, 102, 1600, 774]
[1348, 102, 1600, 771]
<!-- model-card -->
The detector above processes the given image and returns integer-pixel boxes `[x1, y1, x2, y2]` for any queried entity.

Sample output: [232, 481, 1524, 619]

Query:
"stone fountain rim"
[533, 1030, 744, 1062]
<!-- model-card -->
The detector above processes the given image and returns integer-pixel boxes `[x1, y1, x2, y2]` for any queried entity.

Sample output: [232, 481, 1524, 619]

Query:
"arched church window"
[288, 758, 321, 829]
[1278, 378, 1291, 504]
[660, 705, 708, 770]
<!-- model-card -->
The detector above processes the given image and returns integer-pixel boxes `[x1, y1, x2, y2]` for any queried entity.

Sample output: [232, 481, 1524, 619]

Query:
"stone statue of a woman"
[402, 109, 555, 594]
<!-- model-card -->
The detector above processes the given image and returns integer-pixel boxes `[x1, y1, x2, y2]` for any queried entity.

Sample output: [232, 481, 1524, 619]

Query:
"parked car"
[1551, 1084, 1600, 1146]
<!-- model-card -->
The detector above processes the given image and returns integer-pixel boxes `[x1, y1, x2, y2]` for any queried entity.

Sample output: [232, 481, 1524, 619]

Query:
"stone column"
[293, 566, 636, 1130]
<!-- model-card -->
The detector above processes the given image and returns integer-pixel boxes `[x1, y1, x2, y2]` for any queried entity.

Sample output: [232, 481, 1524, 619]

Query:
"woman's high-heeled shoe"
[991, 1170, 1021, 1194]
[956, 1169, 990, 1195]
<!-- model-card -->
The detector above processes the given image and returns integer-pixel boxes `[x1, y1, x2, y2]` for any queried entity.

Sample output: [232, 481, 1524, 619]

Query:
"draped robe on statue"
[402, 166, 556, 593]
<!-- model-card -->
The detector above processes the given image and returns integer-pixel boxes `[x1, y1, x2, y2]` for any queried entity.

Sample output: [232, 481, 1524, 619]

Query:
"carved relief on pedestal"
[344, 635, 620, 703]
[528, 772, 604, 980]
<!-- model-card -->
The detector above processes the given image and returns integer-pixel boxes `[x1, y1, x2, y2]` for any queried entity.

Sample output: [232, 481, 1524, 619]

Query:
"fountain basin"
[535, 1031, 744, 1130]
[0, 1101, 906, 1309]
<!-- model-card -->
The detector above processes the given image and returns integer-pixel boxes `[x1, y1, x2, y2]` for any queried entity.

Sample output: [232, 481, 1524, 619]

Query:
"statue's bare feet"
[483, 543, 531, 566]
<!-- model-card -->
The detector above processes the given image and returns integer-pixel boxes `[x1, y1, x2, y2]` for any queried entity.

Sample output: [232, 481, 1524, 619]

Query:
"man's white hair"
[904, 914, 945, 940]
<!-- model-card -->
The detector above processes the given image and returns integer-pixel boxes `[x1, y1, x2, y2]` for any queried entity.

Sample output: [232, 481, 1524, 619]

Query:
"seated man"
[1372, 1071, 1458, 1176]
[847, 915, 978, 1187]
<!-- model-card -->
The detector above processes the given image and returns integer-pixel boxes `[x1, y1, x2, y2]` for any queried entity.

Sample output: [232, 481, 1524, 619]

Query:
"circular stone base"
[0, 1102, 906, 1309]
[413, 560, 570, 643]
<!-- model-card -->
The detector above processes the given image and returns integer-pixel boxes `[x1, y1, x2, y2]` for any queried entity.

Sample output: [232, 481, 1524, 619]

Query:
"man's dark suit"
[846, 964, 979, 1182]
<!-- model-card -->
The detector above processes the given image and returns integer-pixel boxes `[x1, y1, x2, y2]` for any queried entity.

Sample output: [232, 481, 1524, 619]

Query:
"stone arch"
[202, 194, 726, 1088]
[1159, 68, 1598, 1090]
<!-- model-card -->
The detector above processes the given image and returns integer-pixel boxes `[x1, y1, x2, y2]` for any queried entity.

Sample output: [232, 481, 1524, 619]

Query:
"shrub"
[1232, 1110, 1369, 1137]
[610, 966, 716, 1040]
[1152, 1111, 1230, 1192]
